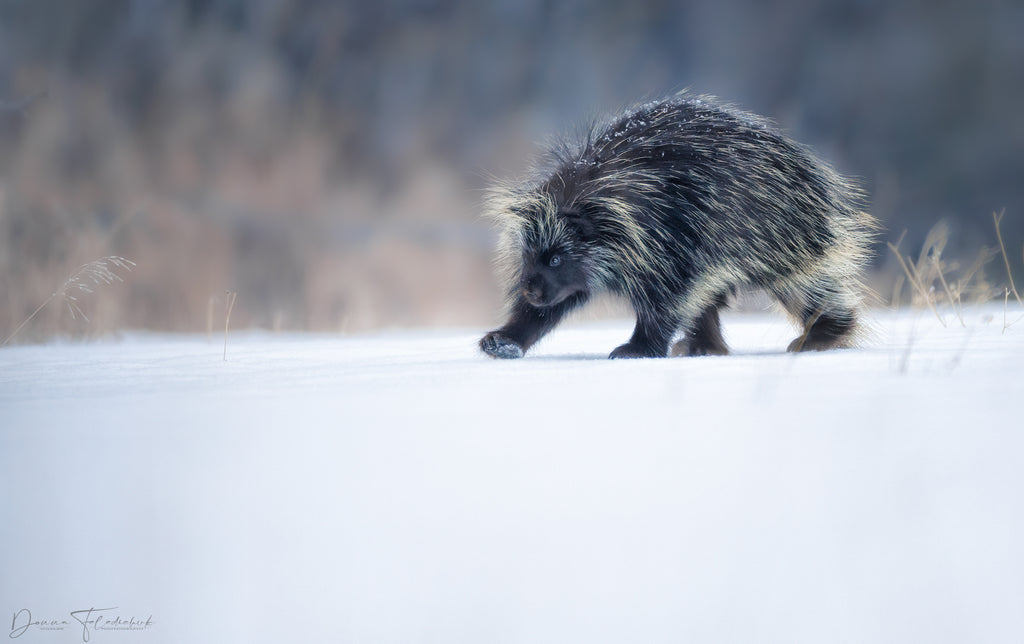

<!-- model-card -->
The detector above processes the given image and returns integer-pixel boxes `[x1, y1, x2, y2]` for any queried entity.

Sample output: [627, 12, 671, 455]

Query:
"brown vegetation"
[1, 1, 1020, 341]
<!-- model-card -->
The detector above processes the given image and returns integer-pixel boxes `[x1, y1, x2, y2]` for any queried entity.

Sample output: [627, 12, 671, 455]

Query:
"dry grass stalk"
[3, 256, 135, 345]
[1005, 288, 1011, 334]
[993, 209, 1023, 309]
[887, 231, 946, 326]
[958, 247, 1000, 303]
[932, 253, 964, 326]
[888, 230, 910, 307]
[223, 290, 238, 361]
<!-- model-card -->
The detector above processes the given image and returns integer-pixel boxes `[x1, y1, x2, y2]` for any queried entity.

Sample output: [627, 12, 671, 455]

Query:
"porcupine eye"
[548, 254, 562, 268]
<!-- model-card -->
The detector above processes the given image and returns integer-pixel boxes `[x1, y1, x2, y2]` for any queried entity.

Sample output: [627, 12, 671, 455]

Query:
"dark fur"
[480, 94, 876, 359]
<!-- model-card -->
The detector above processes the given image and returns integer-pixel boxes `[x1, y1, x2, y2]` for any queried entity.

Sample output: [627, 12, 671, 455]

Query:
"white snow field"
[2, 306, 1023, 643]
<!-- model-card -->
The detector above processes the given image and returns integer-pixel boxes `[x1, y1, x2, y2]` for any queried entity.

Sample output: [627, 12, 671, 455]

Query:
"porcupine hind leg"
[776, 275, 858, 352]
[671, 293, 730, 357]
[480, 291, 589, 359]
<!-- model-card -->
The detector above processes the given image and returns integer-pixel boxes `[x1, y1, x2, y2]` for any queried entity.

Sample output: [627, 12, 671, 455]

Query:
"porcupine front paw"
[480, 332, 525, 359]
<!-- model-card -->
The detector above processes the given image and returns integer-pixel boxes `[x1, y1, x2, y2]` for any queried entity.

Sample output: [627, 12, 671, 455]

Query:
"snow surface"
[2, 307, 1023, 643]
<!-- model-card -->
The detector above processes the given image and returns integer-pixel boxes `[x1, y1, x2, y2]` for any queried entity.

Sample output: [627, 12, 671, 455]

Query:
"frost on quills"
[480, 94, 878, 359]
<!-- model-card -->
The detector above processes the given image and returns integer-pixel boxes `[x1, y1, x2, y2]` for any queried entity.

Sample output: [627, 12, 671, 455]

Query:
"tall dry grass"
[0, 85, 502, 342]
[3, 256, 135, 345]
[887, 213, 1024, 330]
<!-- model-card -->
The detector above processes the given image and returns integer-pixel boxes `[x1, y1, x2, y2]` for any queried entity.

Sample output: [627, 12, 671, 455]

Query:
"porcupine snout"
[521, 276, 545, 307]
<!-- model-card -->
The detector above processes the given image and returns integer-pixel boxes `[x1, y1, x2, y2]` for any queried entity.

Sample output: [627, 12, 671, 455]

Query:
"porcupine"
[479, 94, 876, 359]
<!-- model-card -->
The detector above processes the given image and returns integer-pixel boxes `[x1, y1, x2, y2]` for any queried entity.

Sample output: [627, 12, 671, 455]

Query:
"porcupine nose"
[522, 279, 545, 305]
[521, 274, 543, 302]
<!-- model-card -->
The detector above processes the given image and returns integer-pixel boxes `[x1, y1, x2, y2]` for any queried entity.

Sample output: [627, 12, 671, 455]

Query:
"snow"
[2, 307, 1023, 643]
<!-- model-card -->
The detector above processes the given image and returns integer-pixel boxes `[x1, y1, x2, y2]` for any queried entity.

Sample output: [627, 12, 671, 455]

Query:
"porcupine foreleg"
[609, 305, 680, 359]
[479, 291, 589, 359]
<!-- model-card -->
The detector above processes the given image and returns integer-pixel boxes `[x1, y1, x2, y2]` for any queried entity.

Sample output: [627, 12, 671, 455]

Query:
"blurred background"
[1, 0, 1021, 341]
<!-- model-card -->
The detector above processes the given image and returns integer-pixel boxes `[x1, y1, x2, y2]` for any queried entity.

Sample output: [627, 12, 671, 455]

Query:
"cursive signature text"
[10, 609, 70, 638]
[10, 607, 153, 642]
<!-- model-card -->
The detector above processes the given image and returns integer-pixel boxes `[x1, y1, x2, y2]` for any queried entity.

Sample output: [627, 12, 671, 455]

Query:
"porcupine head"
[492, 185, 600, 310]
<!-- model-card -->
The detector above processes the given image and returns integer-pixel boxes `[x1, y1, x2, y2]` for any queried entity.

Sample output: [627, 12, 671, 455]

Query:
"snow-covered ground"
[2, 306, 1023, 643]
